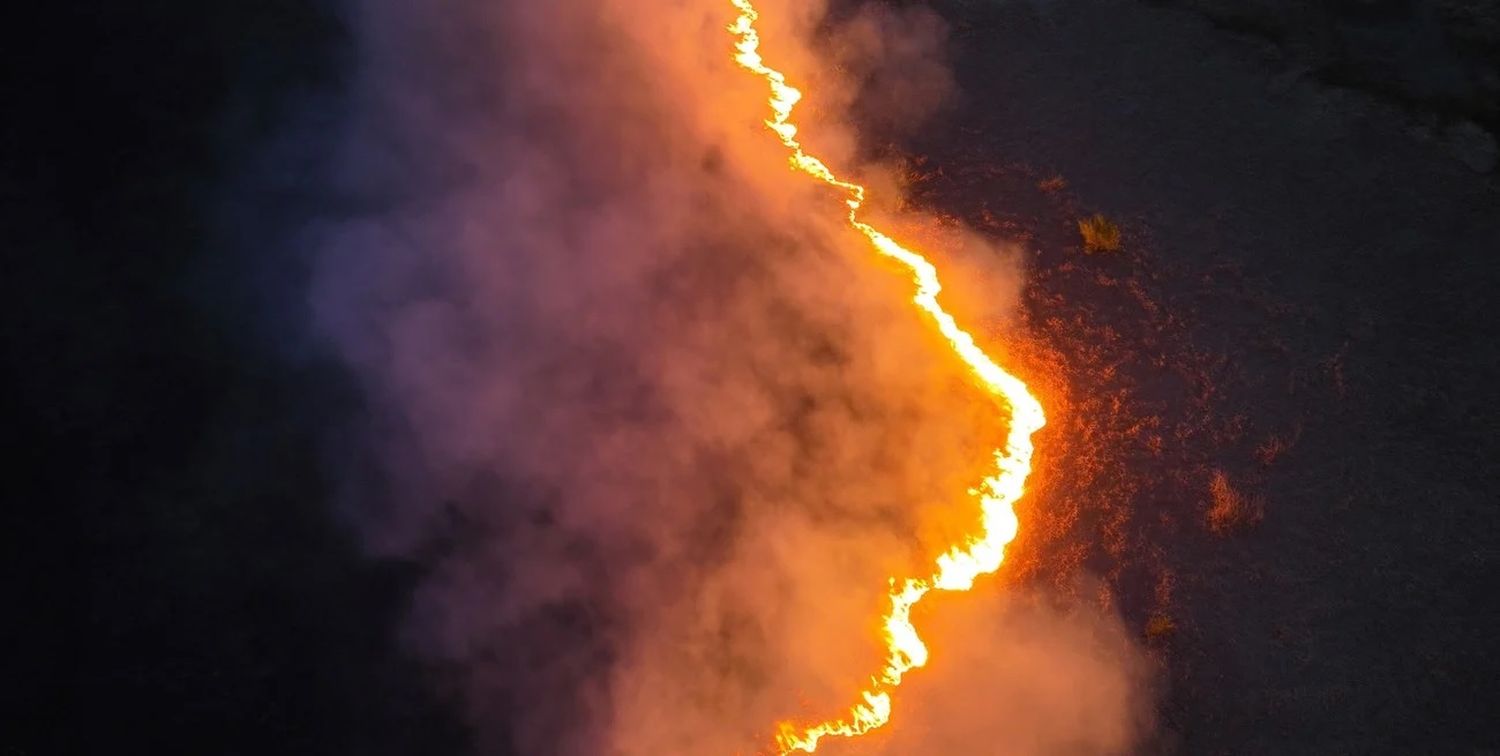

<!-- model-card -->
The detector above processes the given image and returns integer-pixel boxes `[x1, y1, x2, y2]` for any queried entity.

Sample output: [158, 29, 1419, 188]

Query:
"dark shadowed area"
[2, 2, 466, 753]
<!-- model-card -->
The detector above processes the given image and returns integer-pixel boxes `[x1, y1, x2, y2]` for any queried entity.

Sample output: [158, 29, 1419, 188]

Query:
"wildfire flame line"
[726, 1, 1047, 752]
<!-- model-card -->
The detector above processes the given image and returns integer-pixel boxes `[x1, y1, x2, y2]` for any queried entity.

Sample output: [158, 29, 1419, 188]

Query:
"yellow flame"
[727, 1, 1048, 752]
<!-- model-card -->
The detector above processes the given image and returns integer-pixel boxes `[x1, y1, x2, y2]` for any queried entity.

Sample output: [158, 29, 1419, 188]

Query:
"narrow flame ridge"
[727, 1, 1048, 752]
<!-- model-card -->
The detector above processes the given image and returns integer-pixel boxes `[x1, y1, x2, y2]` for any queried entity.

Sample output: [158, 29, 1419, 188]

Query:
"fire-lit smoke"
[304, 0, 1152, 754]
[728, 0, 1045, 750]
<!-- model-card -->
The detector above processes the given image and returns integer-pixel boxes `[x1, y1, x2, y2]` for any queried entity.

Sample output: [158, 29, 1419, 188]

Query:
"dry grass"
[1255, 422, 1302, 468]
[1255, 435, 1289, 467]
[1078, 213, 1121, 253]
[1038, 174, 1068, 193]
[1206, 469, 1264, 535]
[1145, 613, 1177, 641]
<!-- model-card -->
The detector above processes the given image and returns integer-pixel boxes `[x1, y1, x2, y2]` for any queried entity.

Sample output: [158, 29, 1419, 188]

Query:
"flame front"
[727, 1, 1048, 752]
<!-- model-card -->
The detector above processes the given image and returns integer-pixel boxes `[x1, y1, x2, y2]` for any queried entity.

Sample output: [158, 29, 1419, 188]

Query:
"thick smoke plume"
[308, 0, 1151, 753]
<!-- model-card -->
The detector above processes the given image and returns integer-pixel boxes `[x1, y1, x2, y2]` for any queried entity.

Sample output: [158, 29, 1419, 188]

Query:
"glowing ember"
[727, 1, 1048, 752]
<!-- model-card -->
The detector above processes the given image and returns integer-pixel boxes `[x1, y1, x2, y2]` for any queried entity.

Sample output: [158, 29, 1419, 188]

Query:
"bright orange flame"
[727, 1, 1048, 752]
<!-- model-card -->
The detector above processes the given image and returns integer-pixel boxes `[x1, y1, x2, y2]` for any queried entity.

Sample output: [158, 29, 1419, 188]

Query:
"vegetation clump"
[1206, 469, 1264, 535]
[1145, 614, 1177, 641]
[1078, 213, 1121, 253]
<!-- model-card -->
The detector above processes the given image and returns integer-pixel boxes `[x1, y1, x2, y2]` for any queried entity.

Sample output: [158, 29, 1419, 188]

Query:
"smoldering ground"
[305, 0, 1153, 753]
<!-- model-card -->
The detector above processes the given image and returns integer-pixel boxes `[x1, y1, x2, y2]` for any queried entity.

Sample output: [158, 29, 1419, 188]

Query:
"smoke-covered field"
[5, 1, 1496, 754]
